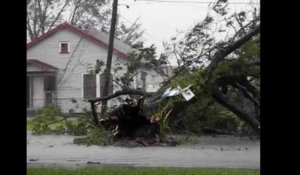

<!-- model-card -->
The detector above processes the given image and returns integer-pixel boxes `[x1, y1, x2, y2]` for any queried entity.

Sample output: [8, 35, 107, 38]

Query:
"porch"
[27, 59, 58, 110]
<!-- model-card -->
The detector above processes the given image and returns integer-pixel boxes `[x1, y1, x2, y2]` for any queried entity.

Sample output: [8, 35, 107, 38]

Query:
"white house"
[27, 22, 172, 113]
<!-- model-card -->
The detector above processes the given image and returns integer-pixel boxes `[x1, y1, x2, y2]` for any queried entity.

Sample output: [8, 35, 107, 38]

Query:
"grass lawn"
[27, 117, 79, 131]
[27, 167, 260, 175]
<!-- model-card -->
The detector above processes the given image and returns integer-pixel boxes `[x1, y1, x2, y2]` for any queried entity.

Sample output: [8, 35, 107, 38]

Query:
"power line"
[134, 0, 259, 5]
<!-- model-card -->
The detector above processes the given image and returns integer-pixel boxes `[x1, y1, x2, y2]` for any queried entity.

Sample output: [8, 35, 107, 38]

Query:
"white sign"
[161, 84, 195, 101]
[181, 88, 195, 101]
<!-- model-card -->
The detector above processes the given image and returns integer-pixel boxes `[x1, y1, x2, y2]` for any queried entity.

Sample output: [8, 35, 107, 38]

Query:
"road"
[27, 133, 260, 169]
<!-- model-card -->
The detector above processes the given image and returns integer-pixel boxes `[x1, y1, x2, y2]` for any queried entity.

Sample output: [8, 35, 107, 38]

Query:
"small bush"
[30, 106, 63, 135]
[35, 106, 63, 119]
[29, 106, 91, 136]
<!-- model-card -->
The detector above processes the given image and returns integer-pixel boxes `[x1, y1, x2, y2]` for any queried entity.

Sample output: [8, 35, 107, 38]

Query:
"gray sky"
[118, 0, 259, 58]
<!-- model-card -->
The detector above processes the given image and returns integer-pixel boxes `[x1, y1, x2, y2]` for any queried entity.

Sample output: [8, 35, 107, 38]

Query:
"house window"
[59, 42, 69, 54]
[83, 74, 97, 99]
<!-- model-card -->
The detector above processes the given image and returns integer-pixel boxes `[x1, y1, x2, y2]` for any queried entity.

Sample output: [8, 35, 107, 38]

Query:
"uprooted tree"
[87, 0, 260, 144]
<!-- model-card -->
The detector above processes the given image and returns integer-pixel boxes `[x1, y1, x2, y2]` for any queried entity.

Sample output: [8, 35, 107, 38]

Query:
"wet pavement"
[27, 133, 260, 169]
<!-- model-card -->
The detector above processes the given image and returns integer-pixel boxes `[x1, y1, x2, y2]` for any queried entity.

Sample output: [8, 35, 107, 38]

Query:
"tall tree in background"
[68, 0, 110, 30]
[27, 0, 145, 48]
[27, 0, 110, 40]
[27, 0, 70, 40]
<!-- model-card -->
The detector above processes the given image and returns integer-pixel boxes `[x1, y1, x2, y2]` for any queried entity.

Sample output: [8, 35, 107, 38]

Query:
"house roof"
[27, 22, 129, 58]
[27, 59, 58, 71]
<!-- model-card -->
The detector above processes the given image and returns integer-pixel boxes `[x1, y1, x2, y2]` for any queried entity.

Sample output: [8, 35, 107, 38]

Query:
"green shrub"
[30, 106, 92, 136]
[35, 106, 63, 119]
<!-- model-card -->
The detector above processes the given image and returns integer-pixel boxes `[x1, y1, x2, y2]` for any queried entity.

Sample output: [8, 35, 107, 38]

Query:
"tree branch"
[229, 17, 260, 44]
[206, 24, 260, 78]
[69, 0, 81, 24]
[88, 89, 154, 103]
[32, 1, 38, 37]
[47, 0, 70, 32]
[239, 78, 260, 101]
[27, 16, 35, 40]
[233, 82, 260, 107]
[40, 0, 51, 34]
[234, 13, 246, 34]
[212, 86, 260, 134]
[36, 0, 43, 35]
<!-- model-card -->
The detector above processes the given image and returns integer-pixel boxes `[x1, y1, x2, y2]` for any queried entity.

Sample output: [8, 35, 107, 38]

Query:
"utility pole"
[101, 0, 118, 116]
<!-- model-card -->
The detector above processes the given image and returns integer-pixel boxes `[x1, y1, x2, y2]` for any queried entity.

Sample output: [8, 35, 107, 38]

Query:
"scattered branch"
[88, 89, 154, 103]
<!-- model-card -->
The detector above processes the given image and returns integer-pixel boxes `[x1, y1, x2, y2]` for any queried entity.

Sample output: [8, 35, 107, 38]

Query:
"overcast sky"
[118, 0, 260, 58]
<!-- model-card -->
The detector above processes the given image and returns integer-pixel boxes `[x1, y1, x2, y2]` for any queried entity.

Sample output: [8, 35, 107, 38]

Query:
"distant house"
[27, 22, 172, 113]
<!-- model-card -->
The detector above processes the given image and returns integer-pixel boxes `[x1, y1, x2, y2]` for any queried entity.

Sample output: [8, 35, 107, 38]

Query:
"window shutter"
[100, 73, 113, 97]
[44, 76, 56, 91]
[83, 74, 96, 99]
